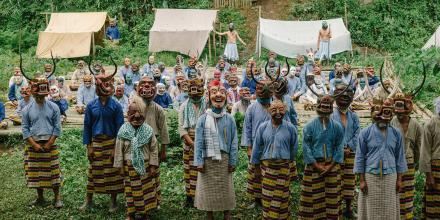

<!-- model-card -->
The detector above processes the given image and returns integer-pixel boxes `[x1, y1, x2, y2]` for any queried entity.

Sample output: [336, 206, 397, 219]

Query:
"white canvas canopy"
[148, 9, 218, 58]
[422, 26, 440, 49]
[36, 12, 107, 58]
[256, 18, 352, 58]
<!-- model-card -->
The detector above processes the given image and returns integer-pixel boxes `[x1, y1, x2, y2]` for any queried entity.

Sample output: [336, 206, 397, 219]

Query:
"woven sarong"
[24, 144, 61, 188]
[341, 150, 356, 200]
[357, 173, 399, 220]
[247, 162, 262, 199]
[154, 168, 161, 205]
[223, 43, 239, 62]
[422, 159, 440, 220]
[195, 152, 235, 211]
[290, 161, 299, 182]
[87, 138, 124, 194]
[183, 130, 197, 198]
[261, 160, 291, 220]
[123, 160, 157, 215]
[299, 162, 342, 220]
[400, 157, 415, 220]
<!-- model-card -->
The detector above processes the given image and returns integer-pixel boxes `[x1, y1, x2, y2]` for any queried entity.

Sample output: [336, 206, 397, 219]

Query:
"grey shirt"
[22, 100, 61, 141]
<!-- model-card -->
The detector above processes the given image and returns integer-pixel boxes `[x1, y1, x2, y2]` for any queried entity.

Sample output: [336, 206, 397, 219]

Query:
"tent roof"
[257, 18, 352, 58]
[148, 9, 218, 57]
[422, 26, 440, 49]
[45, 12, 107, 33]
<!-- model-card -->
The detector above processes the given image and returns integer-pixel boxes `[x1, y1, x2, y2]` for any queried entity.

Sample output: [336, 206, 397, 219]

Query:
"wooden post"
[213, 27, 217, 59]
[209, 31, 212, 62]
[92, 32, 95, 57]
[345, 1, 348, 28]
[219, 22, 222, 48]
[258, 5, 262, 58]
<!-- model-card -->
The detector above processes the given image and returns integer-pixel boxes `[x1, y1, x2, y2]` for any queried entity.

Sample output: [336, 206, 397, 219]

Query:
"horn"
[46, 51, 57, 79]
[282, 57, 290, 77]
[379, 60, 391, 94]
[109, 56, 118, 79]
[332, 74, 353, 98]
[250, 63, 262, 85]
[411, 61, 426, 97]
[19, 53, 33, 81]
[306, 76, 322, 98]
[87, 56, 96, 75]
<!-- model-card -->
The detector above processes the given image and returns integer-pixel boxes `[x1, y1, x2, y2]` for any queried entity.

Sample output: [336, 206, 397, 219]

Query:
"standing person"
[178, 78, 206, 206]
[354, 98, 407, 220]
[316, 21, 332, 62]
[20, 57, 63, 208]
[194, 80, 238, 220]
[80, 60, 124, 212]
[251, 100, 298, 220]
[106, 19, 121, 42]
[299, 92, 345, 219]
[390, 92, 423, 220]
[420, 97, 440, 220]
[114, 101, 159, 220]
[330, 83, 360, 218]
[215, 23, 246, 64]
[132, 76, 170, 208]
[241, 59, 258, 95]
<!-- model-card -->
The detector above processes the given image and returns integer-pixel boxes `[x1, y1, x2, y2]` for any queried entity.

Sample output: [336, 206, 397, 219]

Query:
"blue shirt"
[241, 77, 257, 95]
[16, 98, 34, 117]
[154, 93, 173, 109]
[118, 66, 132, 79]
[251, 120, 298, 164]
[302, 117, 345, 164]
[142, 63, 158, 77]
[287, 76, 302, 96]
[113, 95, 129, 113]
[0, 102, 5, 121]
[194, 113, 238, 166]
[77, 84, 97, 106]
[354, 124, 408, 175]
[22, 100, 61, 141]
[282, 95, 298, 127]
[106, 26, 120, 40]
[83, 98, 124, 145]
[124, 84, 134, 97]
[368, 75, 380, 88]
[330, 109, 360, 151]
[50, 98, 69, 116]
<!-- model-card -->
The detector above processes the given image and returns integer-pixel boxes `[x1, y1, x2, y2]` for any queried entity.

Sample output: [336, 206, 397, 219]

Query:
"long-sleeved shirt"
[83, 98, 124, 145]
[71, 68, 88, 84]
[50, 98, 69, 116]
[106, 26, 120, 40]
[77, 84, 97, 107]
[0, 102, 5, 121]
[243, 102, 291, 147]
[142, 63, 158, 77]
[22, 100, 61, 141]
[287, 76, 302, 96]
[330, 109, 360, 151]
[132, 95, 170, 145]
[419, 116, 440, 172]
[251, 120, 298, 164]
[354, 124, 408, 175]
[390, 117, 422, 161]
[231, 100, 251, 116]
[368, 75, 380, 88]
[194, 113, 238, 166]
[114, 133, 159, 168]
[131, 71, 142, 84]
[241, 77, 257, 95]
[178, 99, 206, 138]
[154, 93, 173, 109]
[113, 95, 129, 113]
[118, 65, 132, 79]
[281, 95, 298, 126]
[8, 82, 28, 101]
[124, 83, 134, 97]
[302, 117, 344, 164]
[15, 97, 34, 117]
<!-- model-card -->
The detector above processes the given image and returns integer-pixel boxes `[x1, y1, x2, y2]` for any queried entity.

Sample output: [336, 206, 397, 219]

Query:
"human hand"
[149, 166, 157, 176]
[42, 142, 52, 151]
[396, 179, 402, 193]
[33, 143, 43, 152]
[197, 165, 205, 173]
[344, 147, 351, 156]
[360, 179, 368, 194]
[87, 145, 94, 162]
[228, 165, 236, 173]
[426, 173, 436, 190]
[160, 147, 167, 162]
[247, 146, 252, 160]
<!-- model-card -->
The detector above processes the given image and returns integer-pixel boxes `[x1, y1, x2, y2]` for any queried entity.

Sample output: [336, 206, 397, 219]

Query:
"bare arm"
[236, 31, 246, 45]
[215, 31, 227, 36]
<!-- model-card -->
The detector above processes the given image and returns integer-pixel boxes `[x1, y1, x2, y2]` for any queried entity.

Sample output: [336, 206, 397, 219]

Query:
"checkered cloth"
[203, 109, 224, 161]
[183, 98, 205, 129]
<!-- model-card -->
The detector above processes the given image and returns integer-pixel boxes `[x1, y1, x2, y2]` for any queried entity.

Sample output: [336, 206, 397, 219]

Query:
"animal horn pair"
[264, 57, 291, 80]
[20, 51, 57, 81]
[307, 74, 353, 99]
[379, 60, 426, 97]
[87, 56, 118, 80]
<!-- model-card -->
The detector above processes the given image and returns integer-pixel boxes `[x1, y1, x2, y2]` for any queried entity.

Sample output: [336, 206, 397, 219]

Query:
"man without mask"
[76, 74, 97, 114]
[10, 85, 34, 125]
[153, 83, 173, 109]
[112, 85, 129, 113]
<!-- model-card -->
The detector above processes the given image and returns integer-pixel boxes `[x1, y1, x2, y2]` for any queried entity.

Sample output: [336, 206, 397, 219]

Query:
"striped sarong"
[299, 161, 342, 220]
[400, 157, 415, 220]
[24, 144, 61, 188]
[357, 173, 400, 220]
[341, 150, 356, 200]
[422, 159, 440, 220]
[87, 138, 124, 194]
[154, 167, 161, 205]
[261, 160, 291, 220]
[290, 161, 299, 182]
[183, 130, 197, 198]
[247, 162, 262, 199]
[123, 160, 157, 215]
[195, 152, 235, 211]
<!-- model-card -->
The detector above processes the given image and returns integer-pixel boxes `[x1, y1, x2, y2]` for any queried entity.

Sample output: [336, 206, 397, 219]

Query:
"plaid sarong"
[400, 157, 415, 220]
[261, 160, 291, 220]
[422, 159, 440, 220]
[87, 138, 124, 194]
[299, 162, 342, 220]
[247, 162, 262, 199]
[183, 130, 197, 197]
[341, 150, 356, 200]
[357, 173, 400, 220]
[24, 144, 61, 188]
[123, 160, 157, 215]
[195, 152, 235, 211]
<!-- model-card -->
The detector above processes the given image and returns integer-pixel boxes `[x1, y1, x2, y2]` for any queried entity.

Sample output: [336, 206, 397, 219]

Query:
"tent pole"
[345, 2, 348, 28]
[92, 32, 95, 58]
[213, 28, 217, 59]
[219, 23, 222, 48]
[209, 31, 212, 63]
[258, 5, 261, 59]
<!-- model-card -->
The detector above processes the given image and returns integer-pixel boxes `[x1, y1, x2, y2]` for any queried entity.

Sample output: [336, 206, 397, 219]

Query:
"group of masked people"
[14, 51, 440, 220]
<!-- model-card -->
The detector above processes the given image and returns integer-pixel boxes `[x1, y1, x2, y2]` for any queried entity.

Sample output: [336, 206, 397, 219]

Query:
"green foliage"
[291, 0, 440, 52]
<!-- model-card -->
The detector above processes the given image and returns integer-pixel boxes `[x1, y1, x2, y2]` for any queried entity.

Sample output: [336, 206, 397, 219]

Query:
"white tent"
[422, 26, 440, 49]
[148, 9, 218, 58]
[36, 12, 107, 58]
[256, 18, 352, 58]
